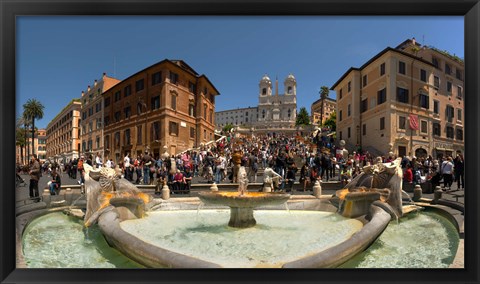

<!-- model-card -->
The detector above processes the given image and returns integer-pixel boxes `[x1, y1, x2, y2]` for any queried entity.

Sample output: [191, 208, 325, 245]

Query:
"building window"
[420, 69, 427, 82]
[262, 109, 265, 119]
[204, 129, 207, 139]
[447, 81, 452, 93]
[209, 110, 213, 123]
[124, 85, 132, 97]
[190, 127, 195, 138]
[347, 104, 351, 117]
[377, 88, 386, 105]
[446, 126, 454, 139]
[396, 87, 409, 103]
[287, 86, 292, 94]
[434, 76, 440, 89]
[137, 125, 142, 144]
[114, 91, 121, 102]
[456, 129, 463, 141]
[339, 110, 343, 121]
[171, 94, 177, 110]
[104, 116, 110, 126]
[189, 103, 195, 116]
[189, 82, 196, 93]
[380, 117, 385, 130]
[203, 104, 207, 118]
[399, 61, 406, 75]
[347, 127, 351, 138]
[380, 63, 385, 76]
[169, 121, 178, 136]
[339, 131, 343, 140]
[432, 57, 439, 69]
[152, 121, 160, 140]
[104, 97, 111, 107]
[445, 63, 451, 75]
[457, 109, 462, 122]
[125, 128, 131, 145]
[362, 124, 366, 136]
[169, 71, 178, 85]
[456, 69, 463, 81]
[446, 105, 454, 123]
[339, 88, 343, 99]
[433, 122, 441, 136]
[421, 120, 428, 133]
[114, 111, 121, 122]
[124, 106, 131, 119]
[152, 72, 162, 85]
[419, 93, 429, 109]
[457, 86, 463, 99]
[288, 109, 291, 118]
[399, 116, 406, 130]
[360, 99, 368, 113]
[362, 75, 367, 87]
[151, 96, 160, 110]
[135, 79, 144, 92]
[262, 88, 267, 95]
[114, 132, 120, 147]
[433, 100, 440, 114]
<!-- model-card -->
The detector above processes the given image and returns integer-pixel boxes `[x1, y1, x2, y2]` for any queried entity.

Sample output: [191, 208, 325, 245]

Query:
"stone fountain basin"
[197, 191, 291, 208]
[97, 197, 391, 268]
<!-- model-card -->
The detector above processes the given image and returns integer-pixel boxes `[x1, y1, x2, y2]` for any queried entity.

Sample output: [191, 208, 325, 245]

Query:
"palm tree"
[16, 117, 27, 165]
[23, 99, 45, 156]
[319, 86, 330, 126]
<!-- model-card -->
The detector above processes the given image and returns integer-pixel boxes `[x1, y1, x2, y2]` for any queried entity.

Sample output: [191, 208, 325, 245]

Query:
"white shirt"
[124, 156, 130, 167]
[106, 160, 112, 168]
[441, 161, 454, 174]
[96, 156, 103, 165]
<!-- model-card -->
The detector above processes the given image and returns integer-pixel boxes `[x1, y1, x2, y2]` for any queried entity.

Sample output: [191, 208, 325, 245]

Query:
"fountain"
[198, 167, 290, 228]
[19, 157, 460, 268]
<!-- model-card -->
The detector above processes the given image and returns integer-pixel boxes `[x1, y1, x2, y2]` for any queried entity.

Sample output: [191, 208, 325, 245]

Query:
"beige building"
[311, 97, 336, 125]
[331, 38, 464, 159]
[16, 128, 47, 164]
[46, 99, 82, 163]
[79, 73, 120, 160]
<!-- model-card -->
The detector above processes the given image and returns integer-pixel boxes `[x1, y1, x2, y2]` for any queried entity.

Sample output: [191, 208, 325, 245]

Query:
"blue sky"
[17, 16, 464, 129]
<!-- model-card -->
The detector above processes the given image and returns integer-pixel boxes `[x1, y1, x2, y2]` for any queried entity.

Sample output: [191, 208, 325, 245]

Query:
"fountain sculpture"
[198, 166, 290, 228]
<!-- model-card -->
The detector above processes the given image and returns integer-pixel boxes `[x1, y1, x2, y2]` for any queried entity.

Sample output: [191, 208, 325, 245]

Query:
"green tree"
[23, 98, 45, 156]
[323, 111, 336, 131]
[16, 118, 27, 165]
[319, 86, 330, 125]
[296, 107, 310, 126]
[222, 123, 234, 134]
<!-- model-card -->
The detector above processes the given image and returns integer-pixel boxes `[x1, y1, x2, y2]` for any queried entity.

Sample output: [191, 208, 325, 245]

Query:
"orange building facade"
[103, 59, 219, 162]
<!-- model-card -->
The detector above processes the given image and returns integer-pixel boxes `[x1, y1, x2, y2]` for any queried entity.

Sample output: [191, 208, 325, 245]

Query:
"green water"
[22, 212, 144, 268]
[339, 211, 460, 268]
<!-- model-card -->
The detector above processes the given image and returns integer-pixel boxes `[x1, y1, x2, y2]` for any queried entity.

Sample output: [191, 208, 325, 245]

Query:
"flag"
[409, 114, 419, 130]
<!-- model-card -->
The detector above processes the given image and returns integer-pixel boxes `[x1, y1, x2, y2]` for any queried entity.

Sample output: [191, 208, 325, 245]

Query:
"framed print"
[1, 0, 479, 283]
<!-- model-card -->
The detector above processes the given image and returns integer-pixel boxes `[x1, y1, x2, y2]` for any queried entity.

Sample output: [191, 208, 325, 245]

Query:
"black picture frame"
[1, 0, 479, 283]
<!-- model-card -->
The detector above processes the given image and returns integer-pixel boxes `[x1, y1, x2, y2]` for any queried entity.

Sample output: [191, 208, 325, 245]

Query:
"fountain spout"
[238, 166, 248, 196]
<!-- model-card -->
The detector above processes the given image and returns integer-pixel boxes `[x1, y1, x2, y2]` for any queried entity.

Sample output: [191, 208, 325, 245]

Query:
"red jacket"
[404, 168, 413, 183]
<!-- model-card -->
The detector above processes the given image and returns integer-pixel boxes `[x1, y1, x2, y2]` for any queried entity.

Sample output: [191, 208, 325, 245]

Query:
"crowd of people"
[18, 129, 466, 200]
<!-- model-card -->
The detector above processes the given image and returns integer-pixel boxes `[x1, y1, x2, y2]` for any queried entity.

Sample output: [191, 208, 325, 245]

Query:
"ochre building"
[331, 38, 464, 159]
[103, 59, 219, 162]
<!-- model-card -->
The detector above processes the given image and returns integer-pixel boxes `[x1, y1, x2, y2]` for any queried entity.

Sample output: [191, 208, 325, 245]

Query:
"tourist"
[141, 150, 155, 185]
[49, 168, 61, 195]
[123, 153, 132, 181]
[172, 169, 186, 193]
[77, 156, 85, 185]
[215, 152, 226, 184]
[247, 151, 258, 183]
[282, 164, 297, 192]
[299, 163, 309, 191]
[454, 154, 464, 190]
[231, 149, 243, 183]
[441, 157, 454, 190]
[28, 154, 41, 201]
[404, 163, 413, 183]
[95, 152, 103, 168]
[183, 166, 193, 193]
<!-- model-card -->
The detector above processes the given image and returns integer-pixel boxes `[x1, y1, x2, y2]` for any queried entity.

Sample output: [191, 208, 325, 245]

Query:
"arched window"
[262, 88, 267, 95]
[262, 109, 266, 119]
[288, 86, 292, 94]
[288, 109, 291, 118]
